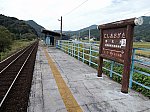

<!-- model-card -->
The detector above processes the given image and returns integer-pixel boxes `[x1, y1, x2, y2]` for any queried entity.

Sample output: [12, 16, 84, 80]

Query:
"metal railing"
[129, 48, 150, 89]
[56, 40, 150, 91]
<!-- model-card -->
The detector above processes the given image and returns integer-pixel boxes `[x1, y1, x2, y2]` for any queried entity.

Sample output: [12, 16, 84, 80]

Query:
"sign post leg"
[121, 66, 131, 93]
[121, 25, 134, 93]
[98, 57, 103, 77]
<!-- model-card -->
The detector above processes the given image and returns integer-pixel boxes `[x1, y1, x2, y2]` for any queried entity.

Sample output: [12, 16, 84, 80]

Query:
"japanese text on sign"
[101, 28, 127, 63]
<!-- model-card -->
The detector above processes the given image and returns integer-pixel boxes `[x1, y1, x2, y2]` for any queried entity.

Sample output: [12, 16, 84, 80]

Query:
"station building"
[41, 29, 65, 47]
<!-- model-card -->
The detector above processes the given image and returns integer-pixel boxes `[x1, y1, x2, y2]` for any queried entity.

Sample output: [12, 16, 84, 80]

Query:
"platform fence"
[56, 40, 150, 92]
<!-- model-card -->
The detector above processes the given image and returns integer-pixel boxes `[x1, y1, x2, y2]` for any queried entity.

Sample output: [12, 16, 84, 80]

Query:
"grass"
[133, 42, 150, 58]
[0, 39, 35, 61]
[135, 50, 150, 58]
[133, 42, 150, 48]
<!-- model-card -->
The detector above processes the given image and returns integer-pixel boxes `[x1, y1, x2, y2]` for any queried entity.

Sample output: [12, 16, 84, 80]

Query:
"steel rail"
[0, 43, 37, 108]
[0, 43, 34, 74]
[0, 47, 24, 64]
[0, 43, 33, 64]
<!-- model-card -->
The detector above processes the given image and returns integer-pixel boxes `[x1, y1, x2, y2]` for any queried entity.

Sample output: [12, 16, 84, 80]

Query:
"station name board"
[101, 28, 127, 63]
[98, 18, 138, 93]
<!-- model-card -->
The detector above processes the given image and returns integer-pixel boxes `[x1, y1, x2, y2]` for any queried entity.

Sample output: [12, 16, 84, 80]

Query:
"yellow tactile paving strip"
[43, 47, 83, 112]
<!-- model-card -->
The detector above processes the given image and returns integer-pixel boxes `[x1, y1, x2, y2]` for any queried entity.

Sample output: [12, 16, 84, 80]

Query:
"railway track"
[0, 41, 38, 112]
[0, 42, 33, 71]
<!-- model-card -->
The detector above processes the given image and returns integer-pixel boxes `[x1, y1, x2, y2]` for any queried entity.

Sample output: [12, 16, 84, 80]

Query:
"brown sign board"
[98, 18, 136, 93]
[101, 27, 127, 64]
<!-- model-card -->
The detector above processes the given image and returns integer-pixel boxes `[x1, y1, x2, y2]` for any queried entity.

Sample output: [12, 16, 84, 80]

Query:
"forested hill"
[0, 14, 37, 39]
[25, 20, 45, 37]
[134, 16, 150, 42]
[66, 16, 150, 42]
[0, 14, 39, 54]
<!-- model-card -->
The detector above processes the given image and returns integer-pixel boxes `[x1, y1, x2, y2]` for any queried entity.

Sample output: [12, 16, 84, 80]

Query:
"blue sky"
[0, 0, 150, 31]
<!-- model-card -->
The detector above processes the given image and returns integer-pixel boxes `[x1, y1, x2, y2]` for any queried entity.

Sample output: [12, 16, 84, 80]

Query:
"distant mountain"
[1, 14, 149, 41]
[64, 25, 99, 40]
[134, 16, 150, 42]
[65, 16, 150, 42]
[25, 20, 45, 37]
[0, 14, 37, 38]
[77, 25, 97, 32]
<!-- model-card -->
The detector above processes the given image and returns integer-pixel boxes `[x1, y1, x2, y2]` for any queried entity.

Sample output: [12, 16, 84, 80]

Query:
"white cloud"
[0, 0, 150, 31]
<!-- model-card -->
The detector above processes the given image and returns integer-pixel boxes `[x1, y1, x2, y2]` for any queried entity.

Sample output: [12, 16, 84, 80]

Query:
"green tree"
[0, 26, 12, 52]
[21, 33, 37, 41]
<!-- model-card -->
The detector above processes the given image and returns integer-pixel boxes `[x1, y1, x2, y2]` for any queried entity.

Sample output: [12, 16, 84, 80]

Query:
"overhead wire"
[63, 0, 89, 17]
[61, 0, 89, 31]
[144, 11, 150, 15]
[62, 1, 149, 30]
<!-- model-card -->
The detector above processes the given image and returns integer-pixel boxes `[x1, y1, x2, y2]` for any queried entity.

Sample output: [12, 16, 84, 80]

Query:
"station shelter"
[42, 29, 64, 47]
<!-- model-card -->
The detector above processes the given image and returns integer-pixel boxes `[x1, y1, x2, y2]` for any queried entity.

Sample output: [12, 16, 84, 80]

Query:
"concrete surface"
[28, 42, 150, 112]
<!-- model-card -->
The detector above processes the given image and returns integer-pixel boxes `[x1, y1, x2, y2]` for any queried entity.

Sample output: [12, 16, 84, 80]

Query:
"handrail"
[56, 40, 150, 92]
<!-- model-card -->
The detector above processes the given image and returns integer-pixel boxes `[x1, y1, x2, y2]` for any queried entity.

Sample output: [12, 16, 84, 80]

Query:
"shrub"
[0, 26, 13, 52]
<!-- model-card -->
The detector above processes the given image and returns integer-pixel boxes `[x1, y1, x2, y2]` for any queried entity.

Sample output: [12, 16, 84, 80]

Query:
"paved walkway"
[28, 42, 150, 112]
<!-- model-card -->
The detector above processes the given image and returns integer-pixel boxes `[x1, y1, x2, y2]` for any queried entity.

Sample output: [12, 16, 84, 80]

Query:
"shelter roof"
[41, 29, 65, 36]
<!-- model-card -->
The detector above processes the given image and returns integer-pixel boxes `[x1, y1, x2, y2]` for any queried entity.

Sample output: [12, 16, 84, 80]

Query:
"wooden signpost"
[97, 18, 141, 93]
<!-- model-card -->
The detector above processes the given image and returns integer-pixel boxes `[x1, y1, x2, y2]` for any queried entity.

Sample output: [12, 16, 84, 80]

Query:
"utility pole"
[58, 16, 62, 39]
[60, 16, 62, 39]
[89, 28, 90, 43]
[79, 32, 80, 41]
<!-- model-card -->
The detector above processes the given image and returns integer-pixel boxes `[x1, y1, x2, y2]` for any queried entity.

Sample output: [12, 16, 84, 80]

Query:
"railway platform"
[27, 42, 150, 112]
